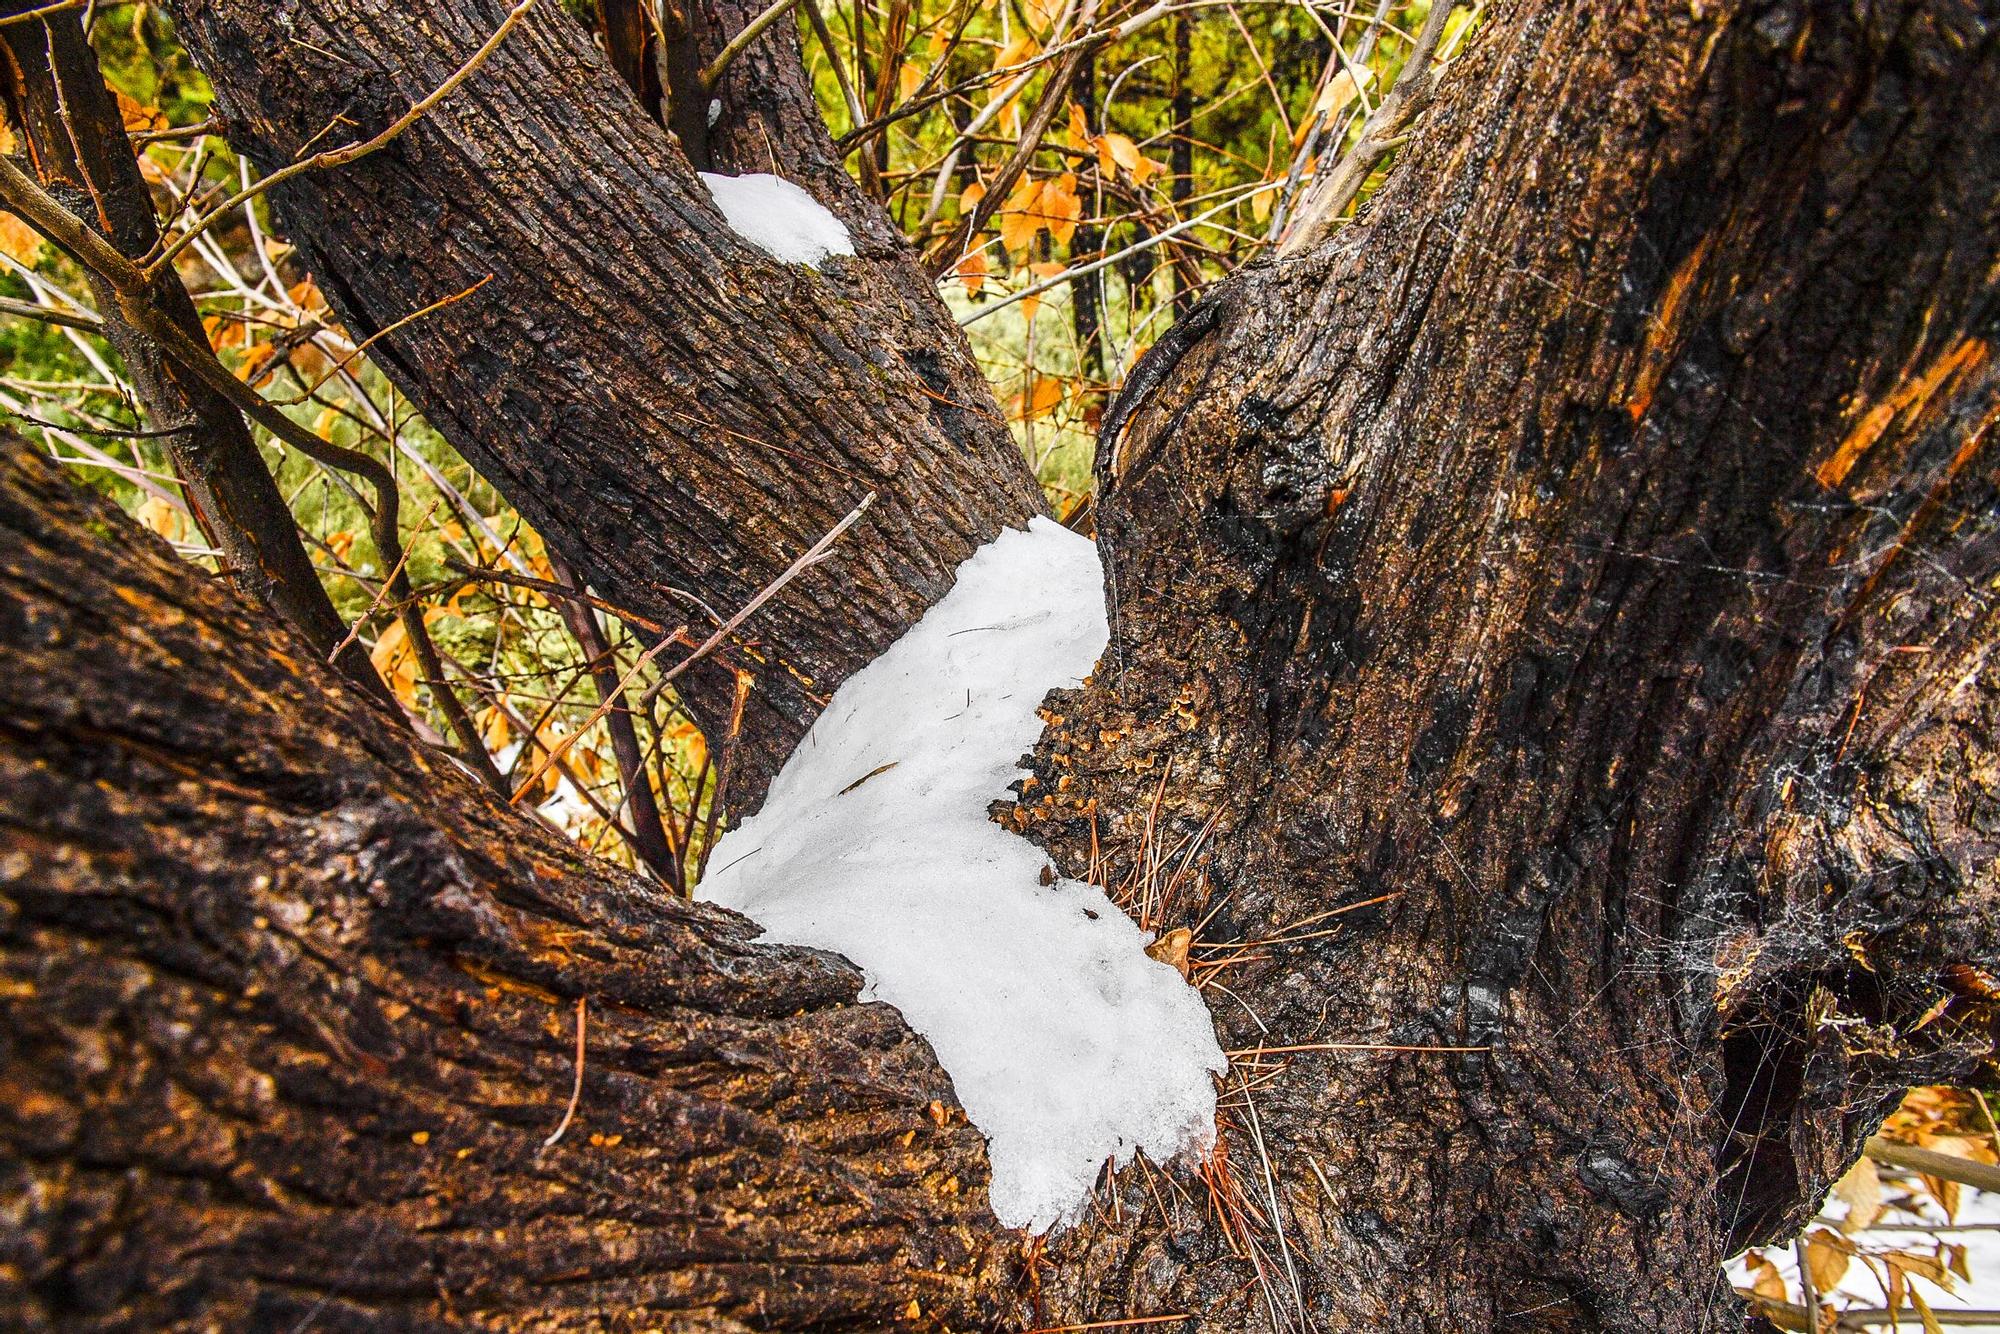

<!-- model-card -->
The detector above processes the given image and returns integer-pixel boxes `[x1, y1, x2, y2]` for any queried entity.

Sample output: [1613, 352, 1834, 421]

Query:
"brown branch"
[0, 4, 389, 703]
[1276, 0, 1460, 255]
[0, 154, 504, 790]
[550, 550, 684, 891]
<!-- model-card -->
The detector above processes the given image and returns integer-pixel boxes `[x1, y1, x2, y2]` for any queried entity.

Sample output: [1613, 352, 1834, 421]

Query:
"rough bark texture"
[0, 437, 1017, 1330]
[0, 5, 383, 701]
[1017, 2, 2000, 1330]
[7, 0, 2000, 1331]
[159, 0, 1043, 805]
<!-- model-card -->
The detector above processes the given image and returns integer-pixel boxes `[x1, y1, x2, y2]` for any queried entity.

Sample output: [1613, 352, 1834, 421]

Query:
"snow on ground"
[696, 172, 854, 268]
[699, 518, 1226, 1231]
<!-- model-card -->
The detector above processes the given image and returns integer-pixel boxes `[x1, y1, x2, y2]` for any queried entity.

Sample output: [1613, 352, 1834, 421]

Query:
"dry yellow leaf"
[0, 213, 43, 264]
[1312, 67, 1371, 121]
[994, 31, 1037, 72]
[1833, 1155, 1883, 1233]
[1102, 133, 1142, 176]
[114, 90, 166, 133]
[1911, 1288, 1944, 1334]
[1010, 373, 1062, 421]
[478, 703, 512, 754]
[135, 495, 188, 544]
[371, 619, 420, 706]
[1743, 1251, 1787, 1303]
[1144, 927, 1193, 979]
[998, 177, 1043, 255]
[1803, 1227, 1851, 1294]
[955, 249, 987, 296]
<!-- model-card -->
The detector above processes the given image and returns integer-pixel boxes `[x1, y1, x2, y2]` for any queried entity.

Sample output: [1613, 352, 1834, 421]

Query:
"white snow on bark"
[697, 171, 854, 268]
[699, 518, 1224, 1232]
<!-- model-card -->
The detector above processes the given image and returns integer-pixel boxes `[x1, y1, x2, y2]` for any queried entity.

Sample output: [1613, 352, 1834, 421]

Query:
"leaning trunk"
[160, 0, 1044, 801]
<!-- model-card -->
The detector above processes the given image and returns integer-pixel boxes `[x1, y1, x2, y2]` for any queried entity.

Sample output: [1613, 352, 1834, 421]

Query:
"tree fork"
[158, 0, 1043, 808]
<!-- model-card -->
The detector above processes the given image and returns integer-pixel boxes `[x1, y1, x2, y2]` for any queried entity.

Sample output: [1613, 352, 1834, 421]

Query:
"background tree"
[2, 1, 1999, 1331]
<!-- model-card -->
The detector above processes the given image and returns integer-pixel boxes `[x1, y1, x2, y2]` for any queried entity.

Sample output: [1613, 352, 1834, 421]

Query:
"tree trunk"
[4, 1, 2000, 1332]
[1021, 1, 2000, 1328]
[159, 0, 1044, 804]
[0, 435, 1017, 1330]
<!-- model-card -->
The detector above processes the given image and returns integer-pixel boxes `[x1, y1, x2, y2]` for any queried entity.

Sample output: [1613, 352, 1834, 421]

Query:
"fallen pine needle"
[1022, 1315, 1192, 1333]
[542, 996, 587, 1151]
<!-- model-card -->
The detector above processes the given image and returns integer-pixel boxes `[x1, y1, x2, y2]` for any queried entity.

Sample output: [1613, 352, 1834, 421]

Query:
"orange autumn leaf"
[371, 618, 420, 705]
[0, 213, 43, 264]
[234, 341, 279, 383]
[114, 91, 166, 133]
[135, 495, 189, 544]
[1009, 373, 1063, 421]
[955, 249, 988, 296]
[997, 177, 1043, 254]
[1097, 132, 1142, 179]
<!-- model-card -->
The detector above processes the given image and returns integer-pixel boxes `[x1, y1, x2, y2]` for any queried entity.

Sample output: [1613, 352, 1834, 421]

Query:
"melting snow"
[699, 518, 1224, 1231]
[697, 171, 855, 268]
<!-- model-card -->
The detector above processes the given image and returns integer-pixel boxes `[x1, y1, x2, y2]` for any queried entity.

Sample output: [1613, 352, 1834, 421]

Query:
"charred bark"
[158, 0, 1043, 805]
[0, 436, 1017, 1330]
[6, 1, 2000, 1332]
[1019, 2, 2000, 1329]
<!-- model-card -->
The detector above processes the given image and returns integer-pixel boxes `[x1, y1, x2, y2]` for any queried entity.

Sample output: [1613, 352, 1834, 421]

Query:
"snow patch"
[697, 171, 854, 268]
[699, 518, 1224, 1232]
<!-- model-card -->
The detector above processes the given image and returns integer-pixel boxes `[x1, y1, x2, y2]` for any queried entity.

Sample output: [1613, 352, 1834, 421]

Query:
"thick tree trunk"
[159, 0, 1043, 803]
[6, 1, 2000, 1332]
[1020, 2, 2000, 1329]
[0, 436, 1018, 1330]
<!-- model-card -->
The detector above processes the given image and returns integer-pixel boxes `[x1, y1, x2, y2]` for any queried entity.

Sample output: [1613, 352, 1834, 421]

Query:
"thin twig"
[541, 996, 587, 1151]
[699, 0, 806, 90]
[510, 493, 876, 804]
[1226, 1041, 1490, 1056]
[0, 293, 102, 331]
[1277, 0, 1461, 255]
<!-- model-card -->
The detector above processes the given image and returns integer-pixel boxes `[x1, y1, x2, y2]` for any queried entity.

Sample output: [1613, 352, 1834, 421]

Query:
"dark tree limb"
[593, 0, 665, 122]
[0, 2, 388, 703]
